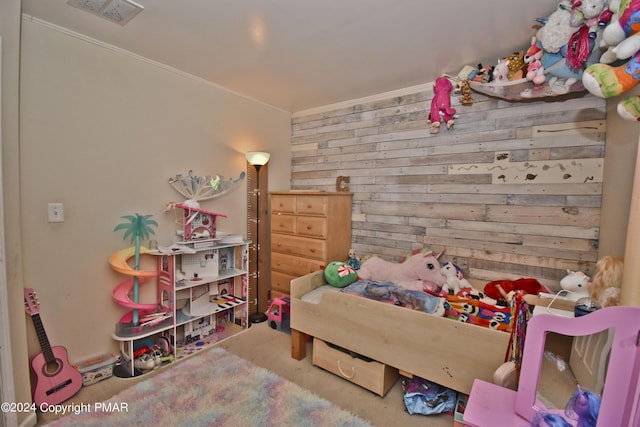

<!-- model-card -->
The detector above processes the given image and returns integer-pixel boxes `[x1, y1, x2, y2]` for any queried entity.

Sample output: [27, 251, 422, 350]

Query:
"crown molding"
[292, 81, 435, 118]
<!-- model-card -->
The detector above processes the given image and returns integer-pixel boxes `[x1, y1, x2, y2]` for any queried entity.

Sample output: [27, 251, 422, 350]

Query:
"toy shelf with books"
[112, 240, 250, 377]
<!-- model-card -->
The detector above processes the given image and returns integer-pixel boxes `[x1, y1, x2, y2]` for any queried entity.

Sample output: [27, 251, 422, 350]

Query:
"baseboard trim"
[19, 411, 37, 427]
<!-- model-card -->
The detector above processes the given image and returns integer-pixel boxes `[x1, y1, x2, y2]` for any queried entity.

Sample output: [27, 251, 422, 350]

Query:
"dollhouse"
[111, 204, 249, 376]
[172, 202, 227, 241]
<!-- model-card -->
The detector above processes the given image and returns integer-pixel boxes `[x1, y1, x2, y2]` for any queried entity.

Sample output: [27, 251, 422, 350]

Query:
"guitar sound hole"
[42, 359, 63, 377]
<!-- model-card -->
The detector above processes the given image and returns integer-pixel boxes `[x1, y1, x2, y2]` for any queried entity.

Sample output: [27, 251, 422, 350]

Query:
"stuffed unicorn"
[358, 250, 446, 293]
[559, 270, 591, 300]
[439, 262, 473, 296]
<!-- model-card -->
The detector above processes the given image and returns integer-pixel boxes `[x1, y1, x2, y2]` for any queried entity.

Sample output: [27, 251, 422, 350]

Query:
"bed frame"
[290, 270, 511, 395]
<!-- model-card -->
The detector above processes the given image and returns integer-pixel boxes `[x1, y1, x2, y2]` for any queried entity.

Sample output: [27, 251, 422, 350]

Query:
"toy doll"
[588, 255, 624, 308]
[347, 248, 360, 270]
[532, 385, 600, 427]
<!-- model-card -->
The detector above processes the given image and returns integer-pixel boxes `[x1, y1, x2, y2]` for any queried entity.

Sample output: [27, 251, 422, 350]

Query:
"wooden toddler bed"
[290, 270, 511, 395]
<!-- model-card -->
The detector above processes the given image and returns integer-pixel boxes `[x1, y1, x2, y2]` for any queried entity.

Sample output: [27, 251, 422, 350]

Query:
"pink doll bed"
[290, 270, 511, 395]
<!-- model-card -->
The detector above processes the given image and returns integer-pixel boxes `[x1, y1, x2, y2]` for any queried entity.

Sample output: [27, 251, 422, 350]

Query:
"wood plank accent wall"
[290, 89, 607, 286]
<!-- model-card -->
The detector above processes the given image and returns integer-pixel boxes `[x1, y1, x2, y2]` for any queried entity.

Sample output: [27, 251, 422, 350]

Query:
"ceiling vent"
[67, 0, 144, 25]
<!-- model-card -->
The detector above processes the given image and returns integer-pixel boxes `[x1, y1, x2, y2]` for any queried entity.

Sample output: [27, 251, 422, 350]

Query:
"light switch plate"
[48, 203, 64, 223]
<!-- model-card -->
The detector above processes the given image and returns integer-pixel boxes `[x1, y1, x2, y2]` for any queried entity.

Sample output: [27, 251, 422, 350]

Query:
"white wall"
[19, 18, 291, 362]
[598, 85, 640, 257]
[2, 1, 33, 425]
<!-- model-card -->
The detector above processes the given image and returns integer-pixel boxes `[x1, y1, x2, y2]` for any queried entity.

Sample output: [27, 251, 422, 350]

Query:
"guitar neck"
[30, 314, 56, 364]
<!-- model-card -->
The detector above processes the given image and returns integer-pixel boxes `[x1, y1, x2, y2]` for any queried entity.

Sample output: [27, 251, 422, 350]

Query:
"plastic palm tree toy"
[114, 214, 158, 325]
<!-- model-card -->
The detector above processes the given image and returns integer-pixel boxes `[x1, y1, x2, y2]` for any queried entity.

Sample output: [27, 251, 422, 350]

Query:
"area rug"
[46, 347, 373, 427]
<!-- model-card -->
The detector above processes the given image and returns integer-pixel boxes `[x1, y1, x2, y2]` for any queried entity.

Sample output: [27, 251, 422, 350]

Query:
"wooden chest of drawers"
[269, 191, 352, 299]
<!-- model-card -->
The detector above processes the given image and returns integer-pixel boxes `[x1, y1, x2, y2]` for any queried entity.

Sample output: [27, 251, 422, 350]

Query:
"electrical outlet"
[48, 203, 64, 223]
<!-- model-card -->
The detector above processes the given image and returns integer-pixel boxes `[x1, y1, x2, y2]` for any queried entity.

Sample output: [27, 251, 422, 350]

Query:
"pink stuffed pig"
[358, 250, 446, 293]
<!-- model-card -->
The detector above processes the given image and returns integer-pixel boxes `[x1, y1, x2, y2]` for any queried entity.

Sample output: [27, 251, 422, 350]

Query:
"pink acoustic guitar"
[24, 288, 82, 406]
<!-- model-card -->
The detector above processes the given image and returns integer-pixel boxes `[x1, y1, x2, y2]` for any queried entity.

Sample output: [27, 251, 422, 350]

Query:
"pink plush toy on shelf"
[428, 76, 456, 134]
[524, 37, 546, 89]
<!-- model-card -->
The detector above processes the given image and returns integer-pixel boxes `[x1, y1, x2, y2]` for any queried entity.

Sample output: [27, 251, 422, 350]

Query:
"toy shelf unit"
[112, 240, 250, 377]
[171, 241, 250, 358]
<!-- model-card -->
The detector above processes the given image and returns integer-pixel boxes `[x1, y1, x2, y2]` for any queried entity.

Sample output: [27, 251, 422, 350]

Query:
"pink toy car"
[267, 296, 290, 332]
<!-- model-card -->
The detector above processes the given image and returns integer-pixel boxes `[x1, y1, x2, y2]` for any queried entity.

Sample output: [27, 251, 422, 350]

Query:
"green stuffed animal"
[323, 261, 358, 288]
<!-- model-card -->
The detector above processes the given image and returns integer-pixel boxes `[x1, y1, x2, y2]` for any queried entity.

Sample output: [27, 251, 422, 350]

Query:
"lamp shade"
[246, 151, 271, 166]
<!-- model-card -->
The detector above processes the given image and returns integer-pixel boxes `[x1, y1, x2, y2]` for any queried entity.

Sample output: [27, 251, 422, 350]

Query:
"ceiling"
[21, 0, 562, 113]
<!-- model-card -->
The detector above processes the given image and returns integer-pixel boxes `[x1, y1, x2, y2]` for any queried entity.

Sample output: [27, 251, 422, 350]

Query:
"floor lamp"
[246, 151, 270, 323]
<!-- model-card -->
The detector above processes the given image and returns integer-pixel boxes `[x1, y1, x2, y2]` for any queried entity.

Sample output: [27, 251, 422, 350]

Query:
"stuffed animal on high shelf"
[588, 255, 624, 307]
[357, 250, 446, 293]
[536, 0, 609, 95]
[459, 79, 474, 105]
[524, 37, 546, 89]
[428, 77, 456, 134]
[491, 51, 526, 83]
[582, 0, 640, 120]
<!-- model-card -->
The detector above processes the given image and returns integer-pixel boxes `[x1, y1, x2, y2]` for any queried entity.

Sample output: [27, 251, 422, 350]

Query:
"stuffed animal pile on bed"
[352, 250, 515, 329]
[332, 244, 624, 331]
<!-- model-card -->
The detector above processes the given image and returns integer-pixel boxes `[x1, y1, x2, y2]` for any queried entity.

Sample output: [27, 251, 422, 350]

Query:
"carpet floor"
[44, 347, 373, 427]
[37, 322, 452, 426]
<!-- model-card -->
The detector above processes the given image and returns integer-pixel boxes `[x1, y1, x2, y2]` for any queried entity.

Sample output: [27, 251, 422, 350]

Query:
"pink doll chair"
[463, 306, 640, 426]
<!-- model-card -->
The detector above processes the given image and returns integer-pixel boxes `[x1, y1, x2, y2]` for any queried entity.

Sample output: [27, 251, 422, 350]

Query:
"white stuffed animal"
[537, 0, 575, 54]
[439, 262, 473, 296]
[559, 270, 591, 301]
